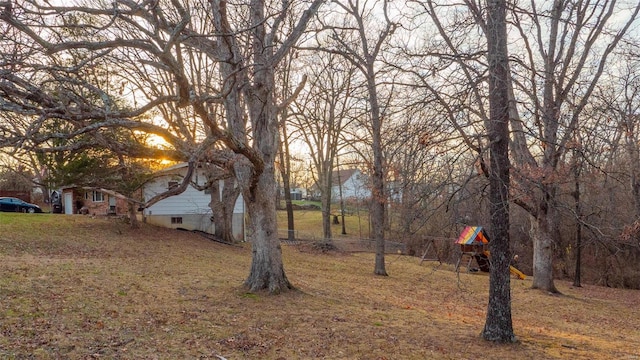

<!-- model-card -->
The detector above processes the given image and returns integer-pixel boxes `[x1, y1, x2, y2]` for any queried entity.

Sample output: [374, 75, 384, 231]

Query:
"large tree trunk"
[243, 0, 292, 292]
[244, 165, 292, 293]
[222, 178, 242, 241]
[531, 204, 560, 293]
[210, 178, 241, 243]
[242, 135, 292, 293]
[482, 0, 515, 342]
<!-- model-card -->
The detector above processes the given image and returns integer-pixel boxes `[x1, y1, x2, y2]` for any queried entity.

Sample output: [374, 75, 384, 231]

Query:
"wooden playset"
[454, 226, 526, 280]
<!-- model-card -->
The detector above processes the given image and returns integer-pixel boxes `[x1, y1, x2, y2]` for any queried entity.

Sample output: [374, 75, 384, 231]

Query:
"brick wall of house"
[61, 188, 131, 215]
[82, 193, 110, 215]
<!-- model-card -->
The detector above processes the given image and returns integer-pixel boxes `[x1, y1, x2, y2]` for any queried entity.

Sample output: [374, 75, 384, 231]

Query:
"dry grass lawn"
[1, 214, 639, 359]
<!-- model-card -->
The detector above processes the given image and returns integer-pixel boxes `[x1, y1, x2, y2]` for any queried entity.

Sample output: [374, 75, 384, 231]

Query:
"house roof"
[332, 168, 359, 186]
[309, 168, 364, 194]
[155, 162, 189, 174]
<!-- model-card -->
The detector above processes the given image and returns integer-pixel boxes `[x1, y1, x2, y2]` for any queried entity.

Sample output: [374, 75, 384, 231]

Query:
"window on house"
[168, 181, 179, 190]
[92, 191, 104, 202]
[171, 217, 183, 224]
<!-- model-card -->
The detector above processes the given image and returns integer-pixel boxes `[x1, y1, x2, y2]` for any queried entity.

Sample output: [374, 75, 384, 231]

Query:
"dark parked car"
[0, 197, 43, 213]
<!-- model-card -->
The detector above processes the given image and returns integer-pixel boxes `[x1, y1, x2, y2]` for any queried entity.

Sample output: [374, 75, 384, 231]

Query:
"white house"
[142, 163, 245, 240]
[310, 168, 371, 201]
[333, 168, 371, 200]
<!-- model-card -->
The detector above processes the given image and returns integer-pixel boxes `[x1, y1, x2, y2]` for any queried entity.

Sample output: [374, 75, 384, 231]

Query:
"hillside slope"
[0, 214, 638, 359]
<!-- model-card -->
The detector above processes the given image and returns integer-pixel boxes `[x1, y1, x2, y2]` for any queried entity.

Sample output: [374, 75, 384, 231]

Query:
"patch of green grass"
[277, 208, 370, 239]
[241, 292, 260, 300]
[0, 212, 56, 226]
[292, 199, 321, 207]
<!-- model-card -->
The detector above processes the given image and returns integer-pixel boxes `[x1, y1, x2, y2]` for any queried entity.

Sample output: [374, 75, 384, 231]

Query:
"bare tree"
[318, 0, 403, 275]
[0, 0, 324, 293]
[276, 44, 308, 242]
[381, 107, 452, 241]
[598, 51, 640, 220]
[505, 0, 640, 292]
[418, 0, 640, 293]
[291, 51, 360, 241]
[482, 0, 514, 342]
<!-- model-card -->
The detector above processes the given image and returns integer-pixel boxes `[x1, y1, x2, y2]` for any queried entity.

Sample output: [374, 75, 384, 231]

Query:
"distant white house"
[334, 168, 371, 200]
[310, 168, 371, 201]
[142, 163, 245, 240]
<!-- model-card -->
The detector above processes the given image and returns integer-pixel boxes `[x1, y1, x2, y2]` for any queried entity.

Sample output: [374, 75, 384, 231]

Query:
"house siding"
[145, 213, 214, 233]
[144, 169, 212, 215]
[143, 166, 245, 240]
[331, 171, 371, 200]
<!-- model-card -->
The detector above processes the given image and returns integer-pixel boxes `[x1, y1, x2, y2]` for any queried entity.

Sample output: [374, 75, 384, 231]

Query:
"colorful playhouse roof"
[455, 226, 489, 244]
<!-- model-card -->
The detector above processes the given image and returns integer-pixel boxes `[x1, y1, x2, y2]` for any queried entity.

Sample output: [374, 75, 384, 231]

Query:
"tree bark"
[531, 205, 560, 293]
[244, 163, 292, 292]
[210, 177, 240, 243]
[368, 73, 387, 276]
[223, 178, 242, 242]
[482, 0, 515, 342]
[573, 156, 582, 287]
